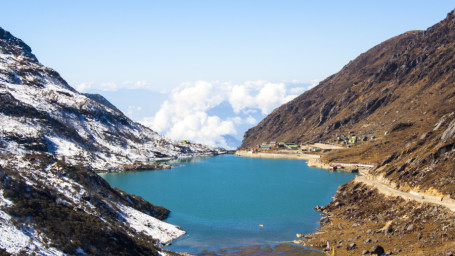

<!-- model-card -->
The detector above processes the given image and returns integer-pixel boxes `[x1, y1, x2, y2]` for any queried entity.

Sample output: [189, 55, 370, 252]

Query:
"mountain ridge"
[241, 9, 455, 255]
[0, 26, 220, 172]
[241, 9, 455, 148]
[0, 26, 218, 255]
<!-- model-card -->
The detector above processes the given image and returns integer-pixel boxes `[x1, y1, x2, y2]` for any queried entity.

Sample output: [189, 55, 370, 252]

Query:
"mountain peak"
[0, 27, 38, 63]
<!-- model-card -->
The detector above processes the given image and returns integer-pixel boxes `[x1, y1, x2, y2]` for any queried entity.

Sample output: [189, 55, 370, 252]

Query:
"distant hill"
[83, 92, 122, 113]
[222, 134, 242, 149]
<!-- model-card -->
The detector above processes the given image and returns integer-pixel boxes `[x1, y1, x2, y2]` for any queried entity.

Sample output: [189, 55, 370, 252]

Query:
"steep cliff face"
[242, 10, 455, 255]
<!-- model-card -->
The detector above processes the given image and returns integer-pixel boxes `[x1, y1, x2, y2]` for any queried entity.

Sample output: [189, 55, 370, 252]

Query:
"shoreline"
[235, 150, 363, 173]
[96, 154, 224, 174]
[235, 150, 321, 160]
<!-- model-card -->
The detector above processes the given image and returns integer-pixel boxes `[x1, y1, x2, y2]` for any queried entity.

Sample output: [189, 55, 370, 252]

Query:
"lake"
[99, 154, 356, 254]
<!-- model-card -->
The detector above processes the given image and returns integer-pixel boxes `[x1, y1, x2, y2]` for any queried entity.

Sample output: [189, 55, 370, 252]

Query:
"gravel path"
[355, 173, 455, 211]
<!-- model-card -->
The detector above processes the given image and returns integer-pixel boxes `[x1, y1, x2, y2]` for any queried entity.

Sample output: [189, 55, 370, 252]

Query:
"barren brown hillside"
[242, 15, 455, 150]
[242, 9, 455, 193]
[242, 9, 455, 255]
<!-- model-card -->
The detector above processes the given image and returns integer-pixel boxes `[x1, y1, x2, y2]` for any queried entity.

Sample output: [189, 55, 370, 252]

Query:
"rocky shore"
[297, 181, 455, 255]
[236, 148, 455, 255]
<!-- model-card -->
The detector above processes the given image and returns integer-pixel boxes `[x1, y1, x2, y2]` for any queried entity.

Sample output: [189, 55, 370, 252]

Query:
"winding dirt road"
[355, 172, 455, 211]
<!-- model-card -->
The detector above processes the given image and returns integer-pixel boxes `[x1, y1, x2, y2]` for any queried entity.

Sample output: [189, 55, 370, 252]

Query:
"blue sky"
[1, 1, 454, 148]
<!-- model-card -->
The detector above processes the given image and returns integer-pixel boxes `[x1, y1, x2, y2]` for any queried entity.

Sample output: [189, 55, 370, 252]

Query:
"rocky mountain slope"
[242, 10, 455, 255]
[0, 27, 219, 255]
[0, 27, 218, 172]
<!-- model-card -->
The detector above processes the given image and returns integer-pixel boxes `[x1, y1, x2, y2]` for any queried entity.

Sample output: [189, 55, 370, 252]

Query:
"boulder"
[320, 216, 331, 225]
[441, 119, 455, 141]
[347, 243, 357, 250]
[406, 224, 414, 231]
[314, 205, 323, 212]
[371, 245, 385, 255]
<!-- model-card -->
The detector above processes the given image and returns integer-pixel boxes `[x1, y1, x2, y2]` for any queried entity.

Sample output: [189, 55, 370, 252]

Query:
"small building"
[260, 145, 272, 152]
[286, 144, 299, 150]
[277, 142, 286, 147]
[309, 147, 321, 152]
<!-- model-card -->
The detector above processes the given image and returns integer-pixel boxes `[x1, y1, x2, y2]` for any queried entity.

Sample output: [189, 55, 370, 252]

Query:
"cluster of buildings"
[332, 132, 376, 145]
[245, 141, 321, 152]
[243, 132, 377, 153]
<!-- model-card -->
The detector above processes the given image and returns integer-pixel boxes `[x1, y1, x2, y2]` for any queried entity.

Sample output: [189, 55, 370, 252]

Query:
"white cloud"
[254, 82, 288, 114]
[140, 79, 317, 149]
[99, 82, 118, 91]
[289, 86, 306, 94]
[246, 115, 256, 125]
[76, 81, 94, 92]
[126, 105, 142, 119]
[308, 78, 321, 89]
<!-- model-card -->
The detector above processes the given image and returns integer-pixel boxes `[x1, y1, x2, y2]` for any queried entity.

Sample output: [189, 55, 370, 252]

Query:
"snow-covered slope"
[0, 154, 184, 255]
[0, 27, 209, 255]
[0, 27, 218, 172]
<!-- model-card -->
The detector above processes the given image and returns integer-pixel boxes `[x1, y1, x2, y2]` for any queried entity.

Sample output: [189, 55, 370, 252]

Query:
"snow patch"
[0, 190, 64, 255]
[118, 204, 185, 245]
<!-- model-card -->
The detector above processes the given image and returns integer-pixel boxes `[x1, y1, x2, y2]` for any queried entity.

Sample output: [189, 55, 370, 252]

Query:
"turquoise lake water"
[99, 155, 356, 253]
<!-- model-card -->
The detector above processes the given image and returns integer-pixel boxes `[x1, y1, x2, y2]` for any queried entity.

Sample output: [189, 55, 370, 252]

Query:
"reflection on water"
[167, 156, 213, 164]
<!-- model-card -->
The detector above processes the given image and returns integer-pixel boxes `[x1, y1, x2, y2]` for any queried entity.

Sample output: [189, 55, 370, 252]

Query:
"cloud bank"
[140, 80, 318, 149]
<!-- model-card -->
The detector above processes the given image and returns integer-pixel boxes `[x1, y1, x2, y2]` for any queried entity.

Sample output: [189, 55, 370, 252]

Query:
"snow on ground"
[0, 190, 65, 256]
[117, 203, 185, 245]
[40, 163, 97, 211]
[0, 32, 217, 255]
[0, 59, 221, 171]
[0, 114, 42, 138]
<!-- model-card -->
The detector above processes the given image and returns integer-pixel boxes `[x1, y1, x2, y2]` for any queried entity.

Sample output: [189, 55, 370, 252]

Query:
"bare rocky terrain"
[242, 9, 455, 255]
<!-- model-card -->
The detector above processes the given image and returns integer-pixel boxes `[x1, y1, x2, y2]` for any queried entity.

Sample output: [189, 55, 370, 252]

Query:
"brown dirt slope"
[242, 10, 455, 151]
[242, 9, 455, 196]
[242, 9, 455, 255]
